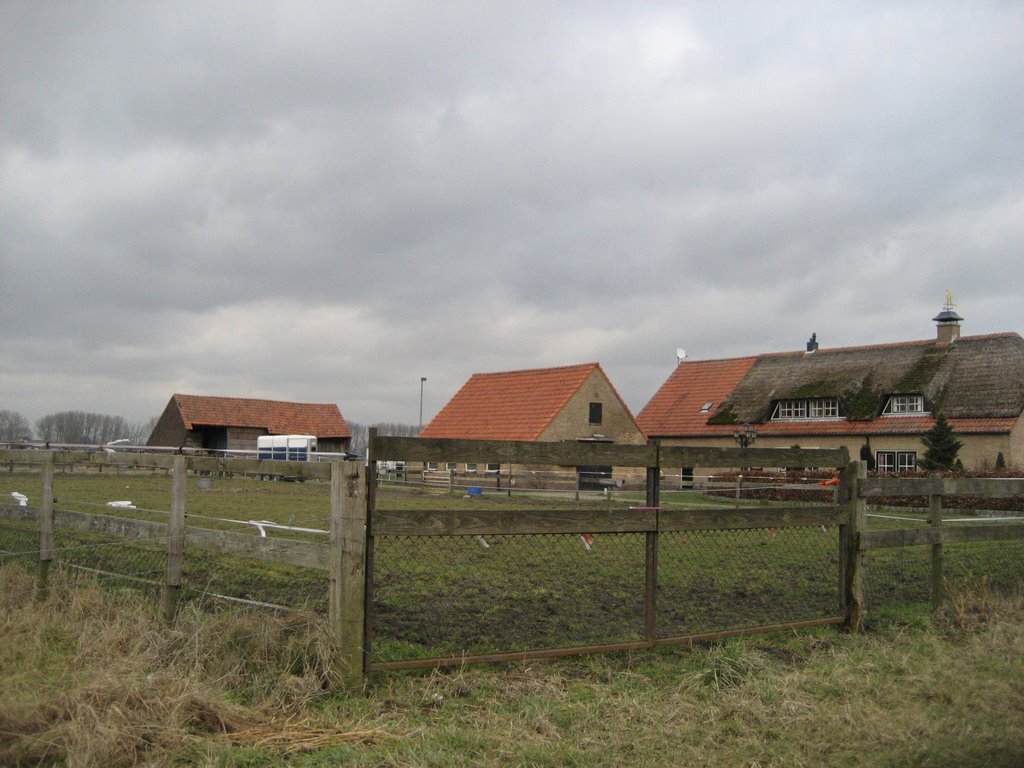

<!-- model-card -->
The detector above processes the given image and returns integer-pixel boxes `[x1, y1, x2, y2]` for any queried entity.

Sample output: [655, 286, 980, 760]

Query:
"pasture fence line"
[2, 444, 1024, 689]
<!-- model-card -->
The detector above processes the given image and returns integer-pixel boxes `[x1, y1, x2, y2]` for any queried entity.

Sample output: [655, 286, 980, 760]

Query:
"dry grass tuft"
[0, 565, 347, 766]
[933, 575, 1017, 634]
[225, 722, 391, 755]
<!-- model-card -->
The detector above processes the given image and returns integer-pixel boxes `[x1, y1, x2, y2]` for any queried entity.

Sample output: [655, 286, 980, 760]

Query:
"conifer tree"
[920, 412, 963, 471]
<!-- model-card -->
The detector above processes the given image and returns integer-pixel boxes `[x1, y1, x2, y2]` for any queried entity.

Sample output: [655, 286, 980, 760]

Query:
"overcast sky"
[2, 1, 1022, 431]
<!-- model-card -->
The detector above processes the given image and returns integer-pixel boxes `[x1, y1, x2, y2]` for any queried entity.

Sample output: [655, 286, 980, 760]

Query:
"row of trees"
[345, 421, 419, 458]
[0, 409, 157, 445]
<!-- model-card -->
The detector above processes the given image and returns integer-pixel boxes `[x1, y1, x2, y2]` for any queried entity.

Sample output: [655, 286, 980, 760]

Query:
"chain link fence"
[371, 532, 648, 661]
[657, 525, 841, 637]
[368, 522, 843, 665]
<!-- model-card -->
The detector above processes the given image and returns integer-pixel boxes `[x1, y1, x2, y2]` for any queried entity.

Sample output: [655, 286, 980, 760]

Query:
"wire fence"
[657, 525, 840, 636]
[863, 502, 1024, 615]
[371, 532, 648, 661]
[367, 523, 843, 665]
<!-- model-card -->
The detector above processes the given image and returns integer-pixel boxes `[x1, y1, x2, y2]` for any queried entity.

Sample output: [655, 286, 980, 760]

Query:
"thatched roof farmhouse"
[639, 304, 1024, 473]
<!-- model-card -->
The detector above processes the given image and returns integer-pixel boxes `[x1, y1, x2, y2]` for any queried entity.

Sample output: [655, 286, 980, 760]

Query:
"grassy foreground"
[2, 566, 1023, 767]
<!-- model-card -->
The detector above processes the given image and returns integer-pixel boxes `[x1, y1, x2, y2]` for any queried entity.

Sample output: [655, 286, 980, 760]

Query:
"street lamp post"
[419, 377, 427, 430]
[732, 422, 757, 448]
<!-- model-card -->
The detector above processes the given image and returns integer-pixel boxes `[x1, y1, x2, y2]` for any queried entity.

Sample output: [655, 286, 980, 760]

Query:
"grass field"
[1, 563, 1022, 767]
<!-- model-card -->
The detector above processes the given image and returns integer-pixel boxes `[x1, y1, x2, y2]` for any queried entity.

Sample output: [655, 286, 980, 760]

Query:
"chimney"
[806, 332, 819, 353]
[932, 291, 963, 343]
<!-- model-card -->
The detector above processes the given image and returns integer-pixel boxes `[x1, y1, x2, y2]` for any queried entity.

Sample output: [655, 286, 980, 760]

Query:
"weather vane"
[943, 289, 956, 311]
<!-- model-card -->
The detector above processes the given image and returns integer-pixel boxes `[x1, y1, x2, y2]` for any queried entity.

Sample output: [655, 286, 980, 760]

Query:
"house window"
[589, 402, 603, 425]
[465, 463, 478, 473]
[884, 394, 925, 415]
[876, 450, 917, 473]
[808, 399, 839, 418]
[772, 398, 840, 420]
[446, 462, 457, 471]
[485, 463, 500, 473]
[776, 400, 807, 419]
[426, 461, 439, 471]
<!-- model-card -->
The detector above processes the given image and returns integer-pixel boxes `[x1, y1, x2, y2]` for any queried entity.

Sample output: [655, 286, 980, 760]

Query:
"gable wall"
[147, 399, 187, 447]
[540, 370, 645, 445]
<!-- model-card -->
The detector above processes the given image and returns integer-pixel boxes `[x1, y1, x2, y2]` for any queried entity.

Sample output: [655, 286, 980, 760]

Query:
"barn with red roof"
[419, 362, 645, 487]
[148, 394, 352, 454]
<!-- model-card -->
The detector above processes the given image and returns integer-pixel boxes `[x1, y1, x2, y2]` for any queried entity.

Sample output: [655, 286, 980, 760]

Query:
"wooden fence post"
[37, 451, 55, 597]
[840, 460, 867, 631]
[163, 455, 186, 623]
[928, 493, 943, 609]
[329, 461, 367, 688]
[644, 442, 660, 646]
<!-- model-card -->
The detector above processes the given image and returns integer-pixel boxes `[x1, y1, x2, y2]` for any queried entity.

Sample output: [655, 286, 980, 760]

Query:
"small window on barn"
[465, 463, 478, 473]
[446, 462, 457, 471]
[485, 463, 500, 473]
[589, 402, 603, 425]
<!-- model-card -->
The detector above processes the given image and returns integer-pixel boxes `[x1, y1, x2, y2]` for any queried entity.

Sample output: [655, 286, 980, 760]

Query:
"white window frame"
[426, 461, 439, 471]
[808, 399, 839, 418]
[465, 463, 478, 474]
[485, 463, 500, 474]
[876, 450, 917, 473]
[884, 394, 925, 415]
[876, 451, 896, 473]
[772, 398, 840, 421]
[445, 462, 457, 472]
[897, 451, 917, 471]
[776, 400, 807, 419]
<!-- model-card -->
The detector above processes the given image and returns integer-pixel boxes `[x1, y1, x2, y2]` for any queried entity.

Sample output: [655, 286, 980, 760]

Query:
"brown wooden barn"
[147, 394, 352, 454]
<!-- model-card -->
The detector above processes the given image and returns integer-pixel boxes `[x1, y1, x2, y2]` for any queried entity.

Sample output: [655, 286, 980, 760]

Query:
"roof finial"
[933, 291, 964, 343]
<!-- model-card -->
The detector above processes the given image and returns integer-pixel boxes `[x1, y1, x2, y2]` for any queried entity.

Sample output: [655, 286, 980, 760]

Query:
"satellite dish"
[676, 348, 687, 362]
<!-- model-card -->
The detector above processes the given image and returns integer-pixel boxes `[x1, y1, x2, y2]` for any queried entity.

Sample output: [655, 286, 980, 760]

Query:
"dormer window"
[700, 400, 714, 413]
[772, 397, 840, 420]
[883, 394, 925, 415]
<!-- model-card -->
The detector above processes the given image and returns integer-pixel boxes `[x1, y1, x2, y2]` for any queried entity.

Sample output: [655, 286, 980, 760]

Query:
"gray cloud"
[2, 1, 1022, 428]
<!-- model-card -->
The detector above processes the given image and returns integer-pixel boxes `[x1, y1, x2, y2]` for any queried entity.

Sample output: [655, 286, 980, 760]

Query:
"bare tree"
[347, 421, 419, 458]
[124, 416, 159, 444]
[34, 411, 133, 445]
[0, 410, 32, 441]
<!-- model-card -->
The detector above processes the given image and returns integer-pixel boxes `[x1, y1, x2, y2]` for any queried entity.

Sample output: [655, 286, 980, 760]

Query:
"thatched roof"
[640, 333, 1024, 438]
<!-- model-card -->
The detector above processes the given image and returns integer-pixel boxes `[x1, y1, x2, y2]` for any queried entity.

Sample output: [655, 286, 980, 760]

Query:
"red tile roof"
[420, 363, 617, 441]
[173, 394, 351, 438]
[637, 357, 757, 438]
